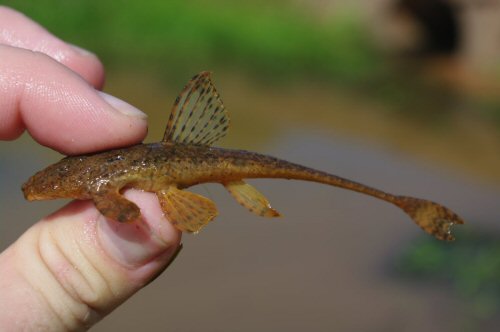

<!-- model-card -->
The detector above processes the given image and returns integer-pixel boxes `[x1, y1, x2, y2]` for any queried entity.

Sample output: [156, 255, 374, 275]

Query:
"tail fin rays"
[395, 196, 464, 241]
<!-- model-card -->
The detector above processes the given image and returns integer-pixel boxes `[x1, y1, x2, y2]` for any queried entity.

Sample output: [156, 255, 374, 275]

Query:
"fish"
[22, 71, 464, 240]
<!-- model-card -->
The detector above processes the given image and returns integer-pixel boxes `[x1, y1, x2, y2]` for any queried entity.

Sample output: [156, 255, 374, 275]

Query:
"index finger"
[0, 45, 147, 155]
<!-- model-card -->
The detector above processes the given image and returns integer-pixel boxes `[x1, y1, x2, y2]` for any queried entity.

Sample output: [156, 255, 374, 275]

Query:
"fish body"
[23, 72, 464, 240]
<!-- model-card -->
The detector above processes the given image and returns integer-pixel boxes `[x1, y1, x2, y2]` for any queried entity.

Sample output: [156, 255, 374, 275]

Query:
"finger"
[0, 6, 104, 88]
[0, 45, 147, 155]
[0, 190, 182, 331]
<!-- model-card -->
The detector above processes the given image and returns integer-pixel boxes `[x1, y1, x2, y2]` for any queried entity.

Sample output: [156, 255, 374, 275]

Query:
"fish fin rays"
[224, 180, 281, 218]
[162, 71, 229, 146]
[157, 187, 218, 233]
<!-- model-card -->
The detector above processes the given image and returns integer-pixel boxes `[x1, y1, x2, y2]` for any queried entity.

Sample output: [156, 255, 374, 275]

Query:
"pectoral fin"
[224, 180, 281, 218]
[93, 189, 141, 223]
[156, 187, 218, 233]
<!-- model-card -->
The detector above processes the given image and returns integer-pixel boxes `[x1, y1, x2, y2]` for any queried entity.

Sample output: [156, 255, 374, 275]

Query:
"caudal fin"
[394, 196, 464, 241]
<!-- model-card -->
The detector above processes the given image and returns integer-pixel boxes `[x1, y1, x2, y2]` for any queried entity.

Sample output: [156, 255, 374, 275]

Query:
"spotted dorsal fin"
[162, 71, 229, 146]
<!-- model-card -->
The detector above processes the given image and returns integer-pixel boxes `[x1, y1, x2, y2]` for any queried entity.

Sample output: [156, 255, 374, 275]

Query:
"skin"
[0, 6, 181, 331]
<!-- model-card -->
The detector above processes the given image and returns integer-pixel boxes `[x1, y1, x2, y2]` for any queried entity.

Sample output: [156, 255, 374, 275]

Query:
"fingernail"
[69, 43, 97, 57]
[97, 215, 171, 267]
[98, 91, 148, 119]
[166, 243, 183, 269]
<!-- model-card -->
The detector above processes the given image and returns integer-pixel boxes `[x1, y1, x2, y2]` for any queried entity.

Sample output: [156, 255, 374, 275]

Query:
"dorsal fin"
[162, 71, 229, 146]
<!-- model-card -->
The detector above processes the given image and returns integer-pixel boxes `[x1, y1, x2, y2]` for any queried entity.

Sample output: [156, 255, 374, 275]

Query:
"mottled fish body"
[23, 72, 464, 240]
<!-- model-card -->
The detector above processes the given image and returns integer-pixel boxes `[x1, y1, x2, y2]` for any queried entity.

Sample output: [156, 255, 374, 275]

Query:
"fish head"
[21, 158, 85, 201]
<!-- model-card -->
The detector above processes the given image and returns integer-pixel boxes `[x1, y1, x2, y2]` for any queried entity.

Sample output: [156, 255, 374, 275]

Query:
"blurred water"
[2, 129, 499, 331]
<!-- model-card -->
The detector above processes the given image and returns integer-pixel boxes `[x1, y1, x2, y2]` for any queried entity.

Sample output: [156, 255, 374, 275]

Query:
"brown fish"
[22, 72, 464, 240]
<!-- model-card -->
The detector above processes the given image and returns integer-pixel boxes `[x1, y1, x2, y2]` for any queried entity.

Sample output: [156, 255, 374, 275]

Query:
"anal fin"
[156, 187, 218, 233]
[224, 180, 281, 218]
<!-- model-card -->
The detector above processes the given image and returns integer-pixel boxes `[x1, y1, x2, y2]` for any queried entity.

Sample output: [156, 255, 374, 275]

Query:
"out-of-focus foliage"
[4, 0, 500, 123]
[395, 230, 500, 320]
[3, 0, 382, 83]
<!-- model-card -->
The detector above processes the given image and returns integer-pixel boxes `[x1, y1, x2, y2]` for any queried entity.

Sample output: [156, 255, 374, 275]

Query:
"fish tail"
[286, 168, 465, 241]
[228, 155, 465, 241]
[393, 196, 464, 241]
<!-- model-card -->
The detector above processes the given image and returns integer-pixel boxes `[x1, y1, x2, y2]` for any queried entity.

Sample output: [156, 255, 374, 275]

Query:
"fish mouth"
[23, 190, 50, 201]
[23, 190, 37, 201]
[21, 182, 40, 201]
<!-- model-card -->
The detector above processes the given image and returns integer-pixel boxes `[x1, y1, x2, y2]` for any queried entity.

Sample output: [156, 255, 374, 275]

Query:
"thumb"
[0, 189, 181, 331]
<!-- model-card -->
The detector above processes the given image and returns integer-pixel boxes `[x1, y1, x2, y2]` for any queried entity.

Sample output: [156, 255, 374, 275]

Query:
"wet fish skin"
[22, 72, 465, 240]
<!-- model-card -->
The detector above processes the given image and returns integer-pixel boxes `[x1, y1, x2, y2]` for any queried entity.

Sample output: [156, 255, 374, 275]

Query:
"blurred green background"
[1, 0, 500, 331]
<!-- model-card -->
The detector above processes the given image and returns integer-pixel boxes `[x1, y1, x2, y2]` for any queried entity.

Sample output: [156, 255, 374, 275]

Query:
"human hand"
[0, 6, 182, 331]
